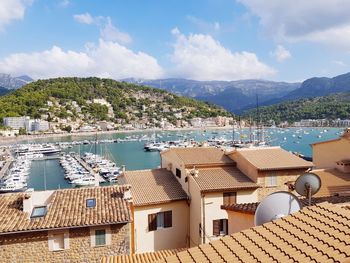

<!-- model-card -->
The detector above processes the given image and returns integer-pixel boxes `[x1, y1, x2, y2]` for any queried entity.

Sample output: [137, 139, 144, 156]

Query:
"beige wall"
[227, 211, 254, 234]
[0, 224, 130, 263]
[188, 176, 202, 247]
[256, 169, 307, 200]
[312, 138, 350, 169]
[161, 152, 189, 195]
[229, 152, 259, 182]
[133, 200, 189, 253]
[202, 190, 258, 243]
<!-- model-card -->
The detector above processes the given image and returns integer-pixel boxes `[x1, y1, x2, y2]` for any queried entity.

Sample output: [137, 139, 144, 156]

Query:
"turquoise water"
[17, 127, 343, 191]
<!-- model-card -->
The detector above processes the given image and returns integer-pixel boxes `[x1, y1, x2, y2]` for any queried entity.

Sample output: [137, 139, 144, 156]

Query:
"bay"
[17, 127, 342, 191]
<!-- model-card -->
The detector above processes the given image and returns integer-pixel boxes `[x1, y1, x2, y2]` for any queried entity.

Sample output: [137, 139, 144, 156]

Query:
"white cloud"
[0, 40, 163, 80]
[73, 13, 95, 25]
[0, 0, 32, 30]
[169, 29, 275, 81]
[100, 17, 132, 44]
[238, 0, 350, 49]
[271, 45, 291, 62]
[332, 60, 346, 67]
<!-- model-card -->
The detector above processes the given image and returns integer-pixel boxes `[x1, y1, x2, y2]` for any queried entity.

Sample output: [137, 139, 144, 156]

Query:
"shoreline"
[0, 126, 234, 145]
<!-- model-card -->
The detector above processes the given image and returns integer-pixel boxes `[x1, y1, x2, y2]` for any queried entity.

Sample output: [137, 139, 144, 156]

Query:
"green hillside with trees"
[243, 92, 350, 123]
[0, 77, 231, 127]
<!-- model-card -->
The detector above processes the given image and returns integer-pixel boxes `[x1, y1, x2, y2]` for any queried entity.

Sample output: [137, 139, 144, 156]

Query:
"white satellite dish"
[295, 173, 321, 205]
[254, 191, 301, 226]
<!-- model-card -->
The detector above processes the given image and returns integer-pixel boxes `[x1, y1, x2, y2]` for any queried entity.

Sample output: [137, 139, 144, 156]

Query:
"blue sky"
[0, 0, 349, 82]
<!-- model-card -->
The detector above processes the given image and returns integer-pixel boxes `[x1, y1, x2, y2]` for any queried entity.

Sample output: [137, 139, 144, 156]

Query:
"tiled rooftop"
[101, 248, 185, 263]
[121, 168, 188, 206]
[312, 168, 350, 197]
[0, 185, 132, 234]
[156, 202, 350, 263]
[161, 147, 234, 167]
[194, 166, 258, 193]
[231, 146, 313, 171]
[221, 195, 350, 214]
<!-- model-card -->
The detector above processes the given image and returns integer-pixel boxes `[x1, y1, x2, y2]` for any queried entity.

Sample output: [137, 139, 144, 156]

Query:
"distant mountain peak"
[0, 73, 33, 90]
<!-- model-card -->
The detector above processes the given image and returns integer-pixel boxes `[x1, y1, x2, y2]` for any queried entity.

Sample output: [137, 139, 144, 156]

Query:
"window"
[95, 229, 106, 246]
[266, 174, 277, 187]
[31, 206, 47, 218]
[223, 192, 236, 206]
[176, 168, 181, 178]
[213, 219, 228, 236]
[48, 231, 69, 251]
[86, 198, 96, 208]
[148, 211, 172, 231]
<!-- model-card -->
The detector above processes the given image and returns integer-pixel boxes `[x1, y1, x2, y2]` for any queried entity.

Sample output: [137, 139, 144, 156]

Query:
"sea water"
[22, 127, 342, 191]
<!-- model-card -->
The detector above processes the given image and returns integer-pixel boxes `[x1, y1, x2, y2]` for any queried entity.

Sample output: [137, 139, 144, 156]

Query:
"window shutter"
[148, 213, 157, 231]
[164, 211, 172, 228]
[213, 220, 220, 236]
[223, 192, 236, 206]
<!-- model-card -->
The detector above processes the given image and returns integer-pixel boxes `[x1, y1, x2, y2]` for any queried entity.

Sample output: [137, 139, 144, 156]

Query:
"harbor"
[0, 127, 343, 192]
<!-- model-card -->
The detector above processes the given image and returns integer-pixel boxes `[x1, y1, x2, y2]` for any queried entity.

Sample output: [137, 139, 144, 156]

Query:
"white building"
[3, 116, 29, 130]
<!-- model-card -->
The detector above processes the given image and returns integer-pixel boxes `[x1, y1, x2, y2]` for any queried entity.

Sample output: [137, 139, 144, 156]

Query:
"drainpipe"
[201, 194, 206, 244]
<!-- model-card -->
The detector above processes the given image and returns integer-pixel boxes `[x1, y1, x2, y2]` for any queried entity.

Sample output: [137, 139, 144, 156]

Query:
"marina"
[0, 127, 343, 191]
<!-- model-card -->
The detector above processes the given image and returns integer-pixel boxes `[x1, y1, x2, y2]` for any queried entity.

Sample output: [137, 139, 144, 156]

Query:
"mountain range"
[3, 72, 350, 118]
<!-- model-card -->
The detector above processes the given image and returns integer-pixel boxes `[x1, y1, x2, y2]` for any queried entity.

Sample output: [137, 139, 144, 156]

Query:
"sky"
[0, 0, 349, 82]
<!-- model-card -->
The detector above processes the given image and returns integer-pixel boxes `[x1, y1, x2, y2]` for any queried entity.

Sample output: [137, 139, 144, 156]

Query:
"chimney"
[123, 185, 132, 202]
[23, 192, 33, 216]
[94, 172, 99, 187]
[122, 165, 126, 174]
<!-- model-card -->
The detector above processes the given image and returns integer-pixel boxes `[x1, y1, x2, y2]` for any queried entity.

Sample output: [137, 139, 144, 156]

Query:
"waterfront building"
[0, 186, 132, 263]
[3, 116, 29, 130]
[32, 119, 50, 132]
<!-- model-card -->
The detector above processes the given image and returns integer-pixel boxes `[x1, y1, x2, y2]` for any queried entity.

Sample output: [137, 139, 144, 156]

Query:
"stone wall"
[257, 169, 307, 200]
[0, 223, 130, 263]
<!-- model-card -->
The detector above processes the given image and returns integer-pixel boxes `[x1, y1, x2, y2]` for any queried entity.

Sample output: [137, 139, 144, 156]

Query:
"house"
[155, 202, 350, 263]
[160, 147, 259, 247]
[310, 128, 350, 197]
[119, 169, 189, 253]
[227, 146, 314, 199]
[0, 186, 132, 263]
[221, 195, 350, 234]
[311, 128, 350, 169]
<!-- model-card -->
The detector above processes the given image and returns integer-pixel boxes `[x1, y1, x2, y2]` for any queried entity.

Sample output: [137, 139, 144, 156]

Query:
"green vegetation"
[0, 77, 231, 126]
[243, 92, 350, 123]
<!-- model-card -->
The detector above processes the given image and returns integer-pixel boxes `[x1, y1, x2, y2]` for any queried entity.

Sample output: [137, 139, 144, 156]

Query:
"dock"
[0, 149, 14, 180]
[72, 154, 106, 183]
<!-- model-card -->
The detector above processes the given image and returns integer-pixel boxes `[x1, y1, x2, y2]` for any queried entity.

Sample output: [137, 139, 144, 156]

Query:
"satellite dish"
[254, 191, 301, 226]
[295, 173, 321, 197]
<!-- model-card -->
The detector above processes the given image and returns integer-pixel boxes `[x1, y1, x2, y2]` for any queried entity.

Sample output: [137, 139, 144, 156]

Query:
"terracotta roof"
[161, 147, 234, 167]
[0, 185, 132, 234]
[121, 169, 188, 206]
[221, 195, 350, 214]
[310, 137, 342, 146]
[232, 146, 313, 171]
[156, 202, 350, 263]
[193, 166, 258, 193]
[101, 248, 185, 263]
[312, 168, 350, 197]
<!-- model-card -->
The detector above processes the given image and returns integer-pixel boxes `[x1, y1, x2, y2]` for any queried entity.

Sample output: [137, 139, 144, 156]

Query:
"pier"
[72, 154, 106, 183]
[0, 149, 14, 180]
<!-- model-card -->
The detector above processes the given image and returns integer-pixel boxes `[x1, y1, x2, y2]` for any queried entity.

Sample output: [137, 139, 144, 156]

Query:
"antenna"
[294, 173, 321, 206]
[254, 191, 301, 226]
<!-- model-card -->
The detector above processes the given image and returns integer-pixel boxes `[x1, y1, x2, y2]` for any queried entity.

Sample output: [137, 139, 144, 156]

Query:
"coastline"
[0, 126, 234, 145]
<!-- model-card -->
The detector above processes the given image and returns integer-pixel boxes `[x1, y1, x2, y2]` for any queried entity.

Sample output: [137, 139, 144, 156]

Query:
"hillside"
[243, 92, 350, 123]
[124, 78, 300, 113]
[0, 77, 231, 128]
